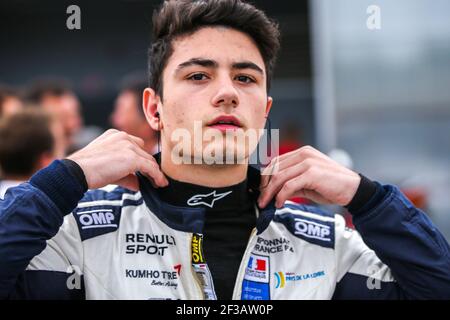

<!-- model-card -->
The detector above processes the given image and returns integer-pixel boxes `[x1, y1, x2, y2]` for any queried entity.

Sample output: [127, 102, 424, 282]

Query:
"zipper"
[231, 204, 264, 299]
[189, 233, 205, 300]
[232, 227, 258, 300]
[189, 233, 218, 300]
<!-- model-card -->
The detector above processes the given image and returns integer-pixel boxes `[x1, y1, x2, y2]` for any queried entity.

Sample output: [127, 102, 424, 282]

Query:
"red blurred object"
[401, 187, 428, 210]
[279, 141, 301, 155]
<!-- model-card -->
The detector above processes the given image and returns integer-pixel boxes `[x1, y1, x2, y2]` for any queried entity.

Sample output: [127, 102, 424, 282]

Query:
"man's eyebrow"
[176, 58, 218, 72]
[232, 61, 264, 75]
[175, 58, 264, 75]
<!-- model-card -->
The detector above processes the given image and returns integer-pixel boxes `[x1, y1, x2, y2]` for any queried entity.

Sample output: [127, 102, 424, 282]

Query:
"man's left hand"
[258, 146, 361, 209]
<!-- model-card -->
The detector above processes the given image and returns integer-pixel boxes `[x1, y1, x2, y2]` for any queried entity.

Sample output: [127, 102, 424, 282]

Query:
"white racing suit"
[0, 160, 449, 299]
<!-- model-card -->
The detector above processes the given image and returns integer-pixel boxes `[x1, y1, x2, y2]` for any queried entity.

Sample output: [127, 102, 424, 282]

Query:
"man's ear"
[265, 96, 273, 117]
[143, 88, 163, 131]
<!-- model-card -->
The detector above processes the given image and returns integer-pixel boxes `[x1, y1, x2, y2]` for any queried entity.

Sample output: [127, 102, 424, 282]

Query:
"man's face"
[111, 90, 145, 136]
[157, 26, 272, 164]
[1, 96, 23, 116]
[41, 93, 83, 144]
[50, 119, 66, 159]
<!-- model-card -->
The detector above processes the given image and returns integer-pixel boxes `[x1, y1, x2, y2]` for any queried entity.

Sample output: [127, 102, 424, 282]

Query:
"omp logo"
[187, 190, 232, 208]
[294, 218, 331, 241]
[76, 209, 116, 230]
[274, 272, 286, 289]
[191, 234, 205, 264]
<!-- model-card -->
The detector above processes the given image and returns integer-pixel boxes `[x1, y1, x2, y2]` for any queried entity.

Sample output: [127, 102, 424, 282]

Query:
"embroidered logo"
[187, 190, 232, 208]
[294, 218, 331, 242]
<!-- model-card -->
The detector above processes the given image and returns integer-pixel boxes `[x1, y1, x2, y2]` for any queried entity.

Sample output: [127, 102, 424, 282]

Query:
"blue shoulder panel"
[72, 187, 143, 241]
[273, 203, 335, 249]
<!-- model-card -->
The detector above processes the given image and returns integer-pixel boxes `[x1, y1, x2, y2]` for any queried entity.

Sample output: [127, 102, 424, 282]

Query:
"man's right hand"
[67, 129, 168, 191]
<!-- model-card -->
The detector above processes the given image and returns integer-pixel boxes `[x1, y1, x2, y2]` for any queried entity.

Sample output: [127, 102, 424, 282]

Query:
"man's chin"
[200, 144, 249, 165]
[169, 144, 251, 165]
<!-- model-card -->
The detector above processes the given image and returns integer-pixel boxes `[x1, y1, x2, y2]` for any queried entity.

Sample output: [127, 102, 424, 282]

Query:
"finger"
[127, 134, 146, 149]
[125, 142, 168, 187]
[133, 149, 167, 182]
[131, 143, 156, 162]
[259, 173, 270, 190]
[114, 174, 140, 191]
[97, 129, 120, 141]
[273, 146, 329, 173]
[136, 156, 169, 187]
[280, 146, 328, 162]
[260, 150, 308, 178]
[259, 159, 295, 207]
[134, 150, 168, 187]
[258, 160, 310, 208]
[260, 157, 281, 177]
[106, 130, 143, 148]
[274, 175, 309, 208]
[259, 148, 328, 199]
[299, 189, 330, 205]
[260, 158, 280, 190]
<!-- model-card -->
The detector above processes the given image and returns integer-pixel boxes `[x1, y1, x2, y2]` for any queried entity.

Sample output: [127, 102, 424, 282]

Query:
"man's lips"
[208, 124, 241, 131]
[207, 115, 242, 131]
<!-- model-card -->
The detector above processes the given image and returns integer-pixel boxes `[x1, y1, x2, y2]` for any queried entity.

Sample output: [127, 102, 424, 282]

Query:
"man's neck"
[161, 152, 248, 188]
[140, 129, 159, 155]
[145, 140, 158, 155]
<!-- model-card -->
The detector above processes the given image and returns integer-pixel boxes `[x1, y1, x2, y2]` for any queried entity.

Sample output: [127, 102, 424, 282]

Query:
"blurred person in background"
[0, 85, 23, 118]
[0, 108, 64, 198]
[0, 85, 24, 179]
[25, 79, 83, 154]
[110, 74, 159, 154]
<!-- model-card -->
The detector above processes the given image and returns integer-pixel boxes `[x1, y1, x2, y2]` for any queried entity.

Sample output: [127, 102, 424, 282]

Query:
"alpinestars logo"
[187, 191, 232, 208]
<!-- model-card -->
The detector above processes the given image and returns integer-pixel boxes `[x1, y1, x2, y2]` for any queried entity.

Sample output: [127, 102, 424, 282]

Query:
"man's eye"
[188, 73, 208, 81]
[236, 75, 255, 83]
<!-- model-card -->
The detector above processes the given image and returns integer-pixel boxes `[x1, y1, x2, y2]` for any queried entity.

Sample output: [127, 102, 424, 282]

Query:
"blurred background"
[0, 0, 449, 239]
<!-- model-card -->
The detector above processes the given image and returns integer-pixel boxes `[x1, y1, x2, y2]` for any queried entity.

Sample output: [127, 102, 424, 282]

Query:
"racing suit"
[0, 160, 449, 299]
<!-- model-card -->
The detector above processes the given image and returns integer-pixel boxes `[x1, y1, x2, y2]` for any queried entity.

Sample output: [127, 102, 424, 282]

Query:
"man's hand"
[258, 146, 361, 208]
[67, 129, 168, 191]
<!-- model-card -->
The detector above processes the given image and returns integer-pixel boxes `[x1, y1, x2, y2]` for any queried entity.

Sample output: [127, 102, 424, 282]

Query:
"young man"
[0, 0, 449, 300]
[26, 80, 83, 154]
[0, 109, 64, 198]
[0, 85, 23, 118]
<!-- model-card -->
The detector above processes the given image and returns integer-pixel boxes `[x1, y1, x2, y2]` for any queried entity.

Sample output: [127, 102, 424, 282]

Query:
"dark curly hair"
[149, 0, 281, 99]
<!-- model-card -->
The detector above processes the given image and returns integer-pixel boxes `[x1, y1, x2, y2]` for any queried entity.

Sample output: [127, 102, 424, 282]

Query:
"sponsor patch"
[274, 212, 335, 248]
[76, 209, 117, 230]
[191, 234, 205, 264]
[187, 190, 232, 208]
[191, 234, 217, 300]
[254, 236, 294, 254]
[125, 233, 177, 256]
[294, 218, 331, 241]
[125, 267, 179, 289]
[244, 254, 270, 284]
[274, 270, 326, 289]
[73, 206, 123, 241]
[241, 280, 270, 300]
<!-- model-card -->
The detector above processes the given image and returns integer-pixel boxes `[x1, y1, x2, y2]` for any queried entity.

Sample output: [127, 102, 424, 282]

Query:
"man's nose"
[211, 75, 239, 108]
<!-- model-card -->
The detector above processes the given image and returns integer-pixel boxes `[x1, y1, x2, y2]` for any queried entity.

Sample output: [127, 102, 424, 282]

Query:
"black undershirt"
[156, 175, 257, 300]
